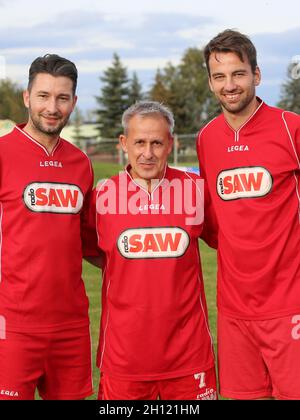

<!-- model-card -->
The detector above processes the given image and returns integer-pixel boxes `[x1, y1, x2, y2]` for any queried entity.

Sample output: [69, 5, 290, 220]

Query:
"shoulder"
[167, 167, 203, 185]
[281, 110, 300, 128]
[60, 137, 88, 158]
[95, 170, 125, 192]
[60, 137, 93, 168]
[0, 128, 15, 143]
[264, 104, 300, 134]
[0, 130, 16, 155]
[263, 104, 300, 125]
[198, 115, 222, 136]
[196, 115, 222, 149]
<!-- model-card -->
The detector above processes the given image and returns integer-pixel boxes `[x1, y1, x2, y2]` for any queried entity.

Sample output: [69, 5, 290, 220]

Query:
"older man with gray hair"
[93, 101, 217, 400]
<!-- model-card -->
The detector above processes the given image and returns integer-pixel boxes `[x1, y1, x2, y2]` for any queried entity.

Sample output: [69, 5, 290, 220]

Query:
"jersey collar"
[125, 164, 168, 199]
[15, 124, 62, 157]
[223, 97, 265, 136]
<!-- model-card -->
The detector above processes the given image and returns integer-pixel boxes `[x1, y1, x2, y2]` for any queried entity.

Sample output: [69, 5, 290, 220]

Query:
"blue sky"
[0, 0, 299, 115]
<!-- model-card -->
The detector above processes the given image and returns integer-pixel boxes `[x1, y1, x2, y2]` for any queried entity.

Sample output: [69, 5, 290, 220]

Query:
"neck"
[128, 166, 166, 194]
[23, 123, 60, 154]
[130, 174, 159, 194]
[223, 97, 260, 131]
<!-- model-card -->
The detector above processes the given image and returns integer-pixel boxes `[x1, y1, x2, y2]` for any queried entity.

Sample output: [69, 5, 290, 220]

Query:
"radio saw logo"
[23, 182, 84, 214]
[217, 167, 273, 201]
[118, 227, 190, 259]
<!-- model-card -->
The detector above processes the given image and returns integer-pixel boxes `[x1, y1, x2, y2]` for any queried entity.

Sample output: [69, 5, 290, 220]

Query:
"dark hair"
[28, 54, 78, 95]
[204, 29, 258, 76]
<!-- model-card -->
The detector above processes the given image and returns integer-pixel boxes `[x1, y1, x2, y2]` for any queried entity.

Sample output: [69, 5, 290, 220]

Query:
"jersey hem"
[218, 306, 300, 321]
[99, 361, 215, 382]
[273, 392, 300, 401]
[6, 319, 90, 334]
[39, 388, 94, 401]
[220, 387, 273, 400]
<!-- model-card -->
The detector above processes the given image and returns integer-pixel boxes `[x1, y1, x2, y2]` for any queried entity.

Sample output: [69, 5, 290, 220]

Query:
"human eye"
[135, 139, 144, 146]
[213, 74, 225, 81]
[54, 95, 70, 103]
[59, 95, 70, 101]
[153, 140, 163, 147]
[234, 71, 247, 77]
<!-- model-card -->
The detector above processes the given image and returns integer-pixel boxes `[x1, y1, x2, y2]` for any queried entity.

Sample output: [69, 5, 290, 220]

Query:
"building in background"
[0, 120, 15, 136]
[61, 122, 99, 150]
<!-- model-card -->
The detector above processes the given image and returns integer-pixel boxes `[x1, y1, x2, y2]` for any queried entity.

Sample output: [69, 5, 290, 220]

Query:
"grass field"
[84, 161, 218, 399]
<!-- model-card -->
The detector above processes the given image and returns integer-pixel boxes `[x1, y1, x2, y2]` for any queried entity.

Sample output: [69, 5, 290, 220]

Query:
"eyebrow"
[36, 90, 71, 97]
[211, 69, 248, 77]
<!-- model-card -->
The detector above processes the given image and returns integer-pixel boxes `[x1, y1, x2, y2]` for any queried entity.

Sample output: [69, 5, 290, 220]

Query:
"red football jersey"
[197, 100, 300, 319]
[95, 166, 215, 380]
[0, 125, 97, 333]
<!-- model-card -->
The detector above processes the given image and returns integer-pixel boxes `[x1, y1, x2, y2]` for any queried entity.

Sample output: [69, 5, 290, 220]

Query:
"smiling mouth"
[42, 115, 60, 122]
[223, 93, 241, 101]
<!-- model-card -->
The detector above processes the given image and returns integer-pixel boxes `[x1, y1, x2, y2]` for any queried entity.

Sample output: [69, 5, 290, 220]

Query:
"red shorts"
[0, 326, 93, 400]
[218, 313, 300, 400]
[98, 368, 217, 400]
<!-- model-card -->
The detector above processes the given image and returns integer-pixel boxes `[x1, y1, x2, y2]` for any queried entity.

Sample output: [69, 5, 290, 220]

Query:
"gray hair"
[122, 101, 175, 135]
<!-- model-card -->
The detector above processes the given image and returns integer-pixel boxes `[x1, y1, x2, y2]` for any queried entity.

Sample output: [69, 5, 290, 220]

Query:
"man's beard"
[29, 111, 69, 136]
[219, 87, 256, 115]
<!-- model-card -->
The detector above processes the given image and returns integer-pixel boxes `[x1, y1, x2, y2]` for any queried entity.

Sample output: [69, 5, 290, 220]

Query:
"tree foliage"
[277, 63, 300, 114]
[148, 48, 220, 134]
[128, 72, 143, 105]
[72, 107, 84, 148]
[0, 79, 27, 123]
[95, 53, 130, 138]
[96, 55, 145, 138]
[96, 49, 221, 138]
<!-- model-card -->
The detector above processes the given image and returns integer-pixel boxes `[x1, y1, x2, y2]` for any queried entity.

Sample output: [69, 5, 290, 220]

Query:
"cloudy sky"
[0, 0, 299, 115]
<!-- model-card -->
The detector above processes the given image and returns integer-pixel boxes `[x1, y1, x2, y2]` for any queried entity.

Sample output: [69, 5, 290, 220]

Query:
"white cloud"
[77, 56, 181, 74]
[1, 0, 300, 110]
[1, 0, 300, 34]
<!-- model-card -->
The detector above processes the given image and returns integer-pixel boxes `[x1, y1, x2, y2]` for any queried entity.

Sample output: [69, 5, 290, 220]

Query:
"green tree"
[0, 79, 27, 123]
[148, 64, 182, 131]
[177, 48, 220, 132]
[128, 72, 143, 105]
[95, 53, 129, 138]
[148, 68, 171, 103]
[149, 48, 220, 134]
[277, 62, 300, 114]
[72, 107, 84, 149]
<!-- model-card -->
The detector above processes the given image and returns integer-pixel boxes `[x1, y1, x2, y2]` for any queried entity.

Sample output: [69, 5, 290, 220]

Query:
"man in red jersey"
[0, 54, 99, 400]
[94, 101, 217, 400]
[197, 29, 300, 400]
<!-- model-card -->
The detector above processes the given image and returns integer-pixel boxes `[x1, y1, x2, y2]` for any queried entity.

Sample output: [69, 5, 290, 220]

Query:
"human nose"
[45, 97, 58, 114]
[142, 143, 153, 159]
[223, 76, 237, 92]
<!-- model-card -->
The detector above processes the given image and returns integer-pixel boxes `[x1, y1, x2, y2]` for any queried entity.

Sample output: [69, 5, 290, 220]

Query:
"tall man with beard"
[0, 54, 98, 400]
[197, 29, 300, 400]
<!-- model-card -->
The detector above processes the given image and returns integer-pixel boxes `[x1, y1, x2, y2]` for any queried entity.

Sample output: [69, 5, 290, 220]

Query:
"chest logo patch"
[217, 167, 273, 201]
[23, 182, 84, 214]
[117, 227, 190, 259]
